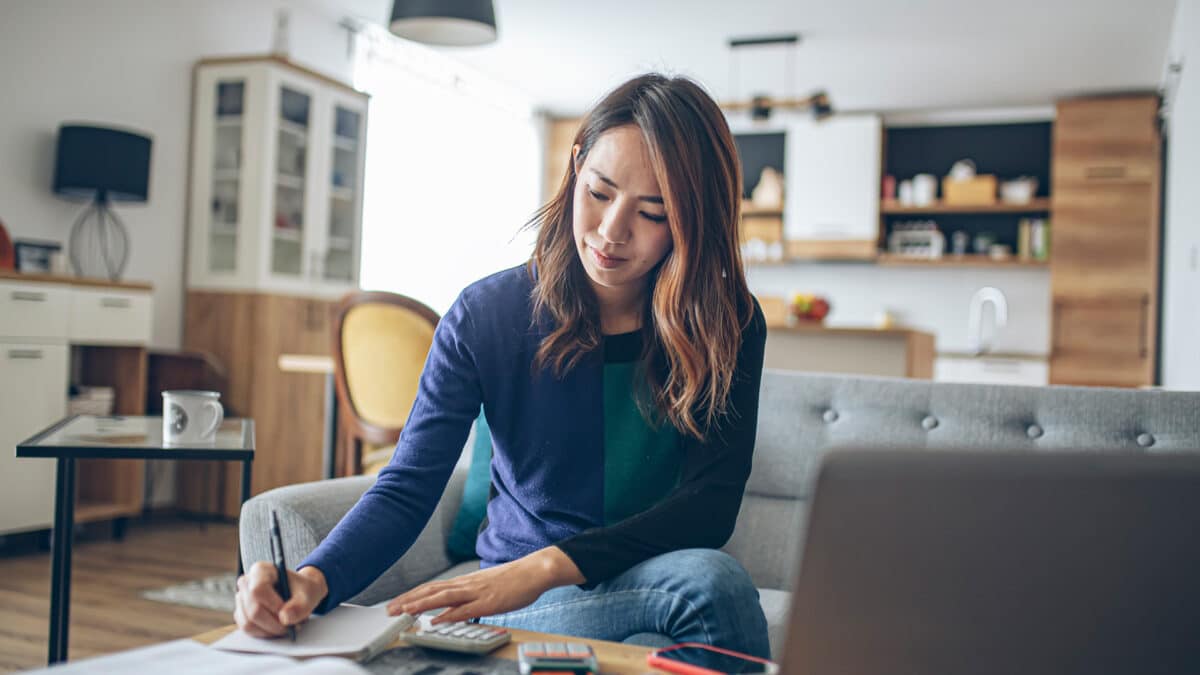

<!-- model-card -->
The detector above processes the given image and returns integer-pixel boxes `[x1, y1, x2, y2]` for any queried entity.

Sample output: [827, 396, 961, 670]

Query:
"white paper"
[18, 639, 368, 674]
[212, 604, 414, 659]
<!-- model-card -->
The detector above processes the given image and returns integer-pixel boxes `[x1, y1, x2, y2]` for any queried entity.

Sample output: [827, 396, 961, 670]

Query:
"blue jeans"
[478, 549, 770, 660]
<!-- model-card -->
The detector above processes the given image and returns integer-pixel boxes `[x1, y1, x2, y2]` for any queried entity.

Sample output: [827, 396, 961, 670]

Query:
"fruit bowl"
[790, 293, 831, 323]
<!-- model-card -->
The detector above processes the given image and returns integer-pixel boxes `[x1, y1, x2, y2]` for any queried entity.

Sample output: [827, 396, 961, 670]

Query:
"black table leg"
[237, 458, 252, 575]
[47, 456, 76, 665]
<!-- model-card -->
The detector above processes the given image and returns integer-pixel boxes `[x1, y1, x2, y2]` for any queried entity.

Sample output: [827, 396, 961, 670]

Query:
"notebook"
[212, 604, 415, 662]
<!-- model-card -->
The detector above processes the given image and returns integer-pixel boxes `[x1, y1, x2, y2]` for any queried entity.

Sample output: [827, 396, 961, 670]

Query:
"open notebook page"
[212, 604, 415, 660]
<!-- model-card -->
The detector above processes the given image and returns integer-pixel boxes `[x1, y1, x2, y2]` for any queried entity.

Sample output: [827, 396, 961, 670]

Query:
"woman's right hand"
[234, 561, 329, 637]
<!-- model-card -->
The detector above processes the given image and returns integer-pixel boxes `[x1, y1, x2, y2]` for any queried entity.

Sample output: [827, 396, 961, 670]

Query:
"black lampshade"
[389, 0, 497, 46]
[53, 124, 152, 202]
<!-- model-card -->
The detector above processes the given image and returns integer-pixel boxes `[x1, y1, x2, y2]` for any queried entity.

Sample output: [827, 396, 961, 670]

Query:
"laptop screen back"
[781, 450, 1200, 675]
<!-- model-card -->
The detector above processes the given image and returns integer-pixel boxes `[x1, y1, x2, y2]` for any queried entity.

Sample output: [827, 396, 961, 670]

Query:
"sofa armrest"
[239, 467, 468, 606]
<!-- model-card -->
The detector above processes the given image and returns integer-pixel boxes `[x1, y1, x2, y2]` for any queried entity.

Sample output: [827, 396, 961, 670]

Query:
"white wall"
[748, 265, 1051, 356]
[0, 0, 357, 349]
[1162, 0, 1200, 390]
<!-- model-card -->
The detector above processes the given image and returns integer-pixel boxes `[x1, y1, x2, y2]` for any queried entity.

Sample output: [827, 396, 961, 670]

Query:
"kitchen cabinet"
[765, 325, 934, 379]
[935, 355, 1049, 386]
[181, 55, 368, 517]
[783, 115, 882, 259]
[729, 115, 882, 261]
[187, 56, 368, 296]
[180, 291, 332, 517]
[0, 343, 67, 534]
[1050, 95, 1161, 387]
[0, 273, 151, 536]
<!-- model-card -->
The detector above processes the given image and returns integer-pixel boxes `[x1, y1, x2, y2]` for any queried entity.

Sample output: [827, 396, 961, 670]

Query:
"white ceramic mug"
[163, 390, 224, 444]
[912, 173, 937, 206]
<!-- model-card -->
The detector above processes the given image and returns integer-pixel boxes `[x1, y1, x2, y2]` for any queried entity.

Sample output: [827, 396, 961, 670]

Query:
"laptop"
[780, 449, 1200, 675]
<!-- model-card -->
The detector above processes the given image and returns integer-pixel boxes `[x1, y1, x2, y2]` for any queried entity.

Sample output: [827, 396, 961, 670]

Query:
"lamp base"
[69, 198, 129, 280]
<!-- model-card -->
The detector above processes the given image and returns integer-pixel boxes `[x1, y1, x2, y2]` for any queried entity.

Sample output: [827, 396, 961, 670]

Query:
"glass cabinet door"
[209, 80, 244, 273]
[324, 105, 362, 283]
[271, 85, 311, 278]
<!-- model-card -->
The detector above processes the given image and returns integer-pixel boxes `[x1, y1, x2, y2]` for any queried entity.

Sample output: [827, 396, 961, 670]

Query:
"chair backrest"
[332, 291, 439, 475]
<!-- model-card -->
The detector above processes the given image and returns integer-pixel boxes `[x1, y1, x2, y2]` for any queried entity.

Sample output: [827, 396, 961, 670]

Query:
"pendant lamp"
[389, 0, 497, 46]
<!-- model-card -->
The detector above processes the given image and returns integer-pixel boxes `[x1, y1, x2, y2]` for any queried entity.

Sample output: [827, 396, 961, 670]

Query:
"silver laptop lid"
[781, 449, 1200, 675]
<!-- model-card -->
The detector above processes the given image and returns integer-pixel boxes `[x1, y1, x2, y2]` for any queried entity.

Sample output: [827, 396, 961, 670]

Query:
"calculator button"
[463, 628, 486, 638]
[568, 644, 591, 655]
[450, 627, 473, 637]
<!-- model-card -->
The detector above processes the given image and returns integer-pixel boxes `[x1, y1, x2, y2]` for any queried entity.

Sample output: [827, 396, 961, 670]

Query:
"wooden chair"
[331, 291, 440, 476]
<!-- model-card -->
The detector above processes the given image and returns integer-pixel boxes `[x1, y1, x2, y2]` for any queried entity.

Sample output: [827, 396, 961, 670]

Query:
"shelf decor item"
[0, 217, 13, 270]
[53, 124, 153, 280]
[13, 239, 62, 274]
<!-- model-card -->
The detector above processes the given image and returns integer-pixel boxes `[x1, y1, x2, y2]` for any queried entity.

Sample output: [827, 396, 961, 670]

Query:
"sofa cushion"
[447, 413, 493, 560]
[759, 588, 791, 661]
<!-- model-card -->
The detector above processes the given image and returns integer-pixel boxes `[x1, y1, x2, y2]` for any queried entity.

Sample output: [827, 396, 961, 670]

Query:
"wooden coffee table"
[192, 624, 667, 674]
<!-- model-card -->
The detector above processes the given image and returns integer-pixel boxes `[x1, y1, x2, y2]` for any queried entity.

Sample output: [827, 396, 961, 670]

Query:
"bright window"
[353, 27, 542, 314]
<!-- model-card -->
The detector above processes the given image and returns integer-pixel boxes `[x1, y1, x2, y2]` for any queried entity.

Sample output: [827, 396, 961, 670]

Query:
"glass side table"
[17, 414, 255, 665]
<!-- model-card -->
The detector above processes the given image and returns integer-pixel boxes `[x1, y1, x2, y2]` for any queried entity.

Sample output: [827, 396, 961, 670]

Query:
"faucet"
[967, 286, 1008, 356]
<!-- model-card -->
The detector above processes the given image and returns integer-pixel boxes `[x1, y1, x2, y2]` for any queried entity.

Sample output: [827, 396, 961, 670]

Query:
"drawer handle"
[11, 291, 47, 302]
[1085, 166, 1127, 180]
[101, 297, 133, 309]
[7, 349, 44, 360]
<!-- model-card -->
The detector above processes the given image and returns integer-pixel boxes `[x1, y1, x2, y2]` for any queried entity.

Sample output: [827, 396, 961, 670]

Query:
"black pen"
[270, 509, 297, 642]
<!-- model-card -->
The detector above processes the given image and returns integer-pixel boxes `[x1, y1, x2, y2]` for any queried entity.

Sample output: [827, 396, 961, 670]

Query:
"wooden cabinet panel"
[1051, 183, 1159, 295]
[1050, 296, 1153, 387]
[181, 290, 330, 517]
[1049, 95, 1161, 389]
[1053, 95, 1159, 185]
[1054, 96, 1159, 145]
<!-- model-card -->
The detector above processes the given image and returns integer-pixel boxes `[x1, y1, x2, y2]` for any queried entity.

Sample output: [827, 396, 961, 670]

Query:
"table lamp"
[52, 124, 152, 280]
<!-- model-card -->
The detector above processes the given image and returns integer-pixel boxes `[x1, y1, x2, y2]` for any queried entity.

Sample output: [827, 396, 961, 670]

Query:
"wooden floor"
[0, 518, 237, 673]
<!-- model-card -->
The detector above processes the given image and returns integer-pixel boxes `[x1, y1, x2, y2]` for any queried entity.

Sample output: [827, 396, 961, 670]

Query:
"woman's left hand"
[385, 546, 585, 624]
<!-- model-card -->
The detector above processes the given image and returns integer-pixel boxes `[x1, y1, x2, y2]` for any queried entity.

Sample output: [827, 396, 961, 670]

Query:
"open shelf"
[278, 119, 308, 140]
[877, 253, 1049, 268]
[881, 198, 1052, 215]
[273, 227, 303, 242]
[276, 173, 304, 189]
[742, 207, 784, 218]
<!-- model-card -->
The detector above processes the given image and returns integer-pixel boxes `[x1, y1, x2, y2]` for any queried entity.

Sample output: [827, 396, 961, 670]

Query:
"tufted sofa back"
[721, 371, 1200, 591]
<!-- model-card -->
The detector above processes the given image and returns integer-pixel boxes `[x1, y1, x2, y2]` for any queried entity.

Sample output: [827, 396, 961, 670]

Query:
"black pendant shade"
[389, 0, 497, 46]
[53, 124, 152, 202]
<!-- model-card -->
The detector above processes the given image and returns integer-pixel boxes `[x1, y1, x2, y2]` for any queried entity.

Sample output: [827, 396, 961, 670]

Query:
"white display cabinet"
[187, 56, 368, 296]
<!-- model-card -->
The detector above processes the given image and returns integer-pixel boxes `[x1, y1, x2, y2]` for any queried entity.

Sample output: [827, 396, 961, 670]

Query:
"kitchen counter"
[766, 324, 935, 379]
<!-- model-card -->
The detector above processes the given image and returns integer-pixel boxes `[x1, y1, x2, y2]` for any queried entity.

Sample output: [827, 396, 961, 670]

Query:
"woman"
[235, 72, 770, 658]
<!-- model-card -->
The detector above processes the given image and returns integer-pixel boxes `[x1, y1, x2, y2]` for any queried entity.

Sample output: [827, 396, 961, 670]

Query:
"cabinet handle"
[1085, 165, 1127, 180]
[11, 291, 47, 302]
[101, 297, 132, 309]
[7, 349, 44, 360]
[1139, 294, 1150, 358]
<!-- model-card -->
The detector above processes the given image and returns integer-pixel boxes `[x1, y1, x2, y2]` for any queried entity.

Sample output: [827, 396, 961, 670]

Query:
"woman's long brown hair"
[526, 73, 753, 441]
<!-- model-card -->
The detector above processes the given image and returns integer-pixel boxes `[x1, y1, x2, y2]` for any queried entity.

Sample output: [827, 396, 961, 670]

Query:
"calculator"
[404, 620, 512, 654]
[517, 641, 599, 674]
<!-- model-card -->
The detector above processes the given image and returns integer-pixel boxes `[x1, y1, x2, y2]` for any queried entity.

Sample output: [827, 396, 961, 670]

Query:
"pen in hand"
[270, 509, 297, 642]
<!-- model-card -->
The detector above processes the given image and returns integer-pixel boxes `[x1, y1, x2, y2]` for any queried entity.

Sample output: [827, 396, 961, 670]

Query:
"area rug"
[142, 573, 238, 613]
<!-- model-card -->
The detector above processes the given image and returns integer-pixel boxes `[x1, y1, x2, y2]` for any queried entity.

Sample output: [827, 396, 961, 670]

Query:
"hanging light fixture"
[723, 33, 834, 121]
[389, 0, 498, 46]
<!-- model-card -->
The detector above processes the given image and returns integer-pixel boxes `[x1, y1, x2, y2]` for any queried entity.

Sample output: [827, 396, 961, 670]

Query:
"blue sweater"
[301, 264, 767, 609]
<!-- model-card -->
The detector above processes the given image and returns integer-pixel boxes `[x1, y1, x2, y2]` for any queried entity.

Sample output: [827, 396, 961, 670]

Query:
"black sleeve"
[554, 300, 767, 588]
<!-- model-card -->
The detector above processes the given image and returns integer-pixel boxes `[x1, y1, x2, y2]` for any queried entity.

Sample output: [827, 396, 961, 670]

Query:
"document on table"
[212, 604, 416, 661]
[19, 639, 368, 674]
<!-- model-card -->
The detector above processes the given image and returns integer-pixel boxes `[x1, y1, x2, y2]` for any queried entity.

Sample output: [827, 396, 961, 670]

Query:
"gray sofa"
[240, 371, 1200, 658]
